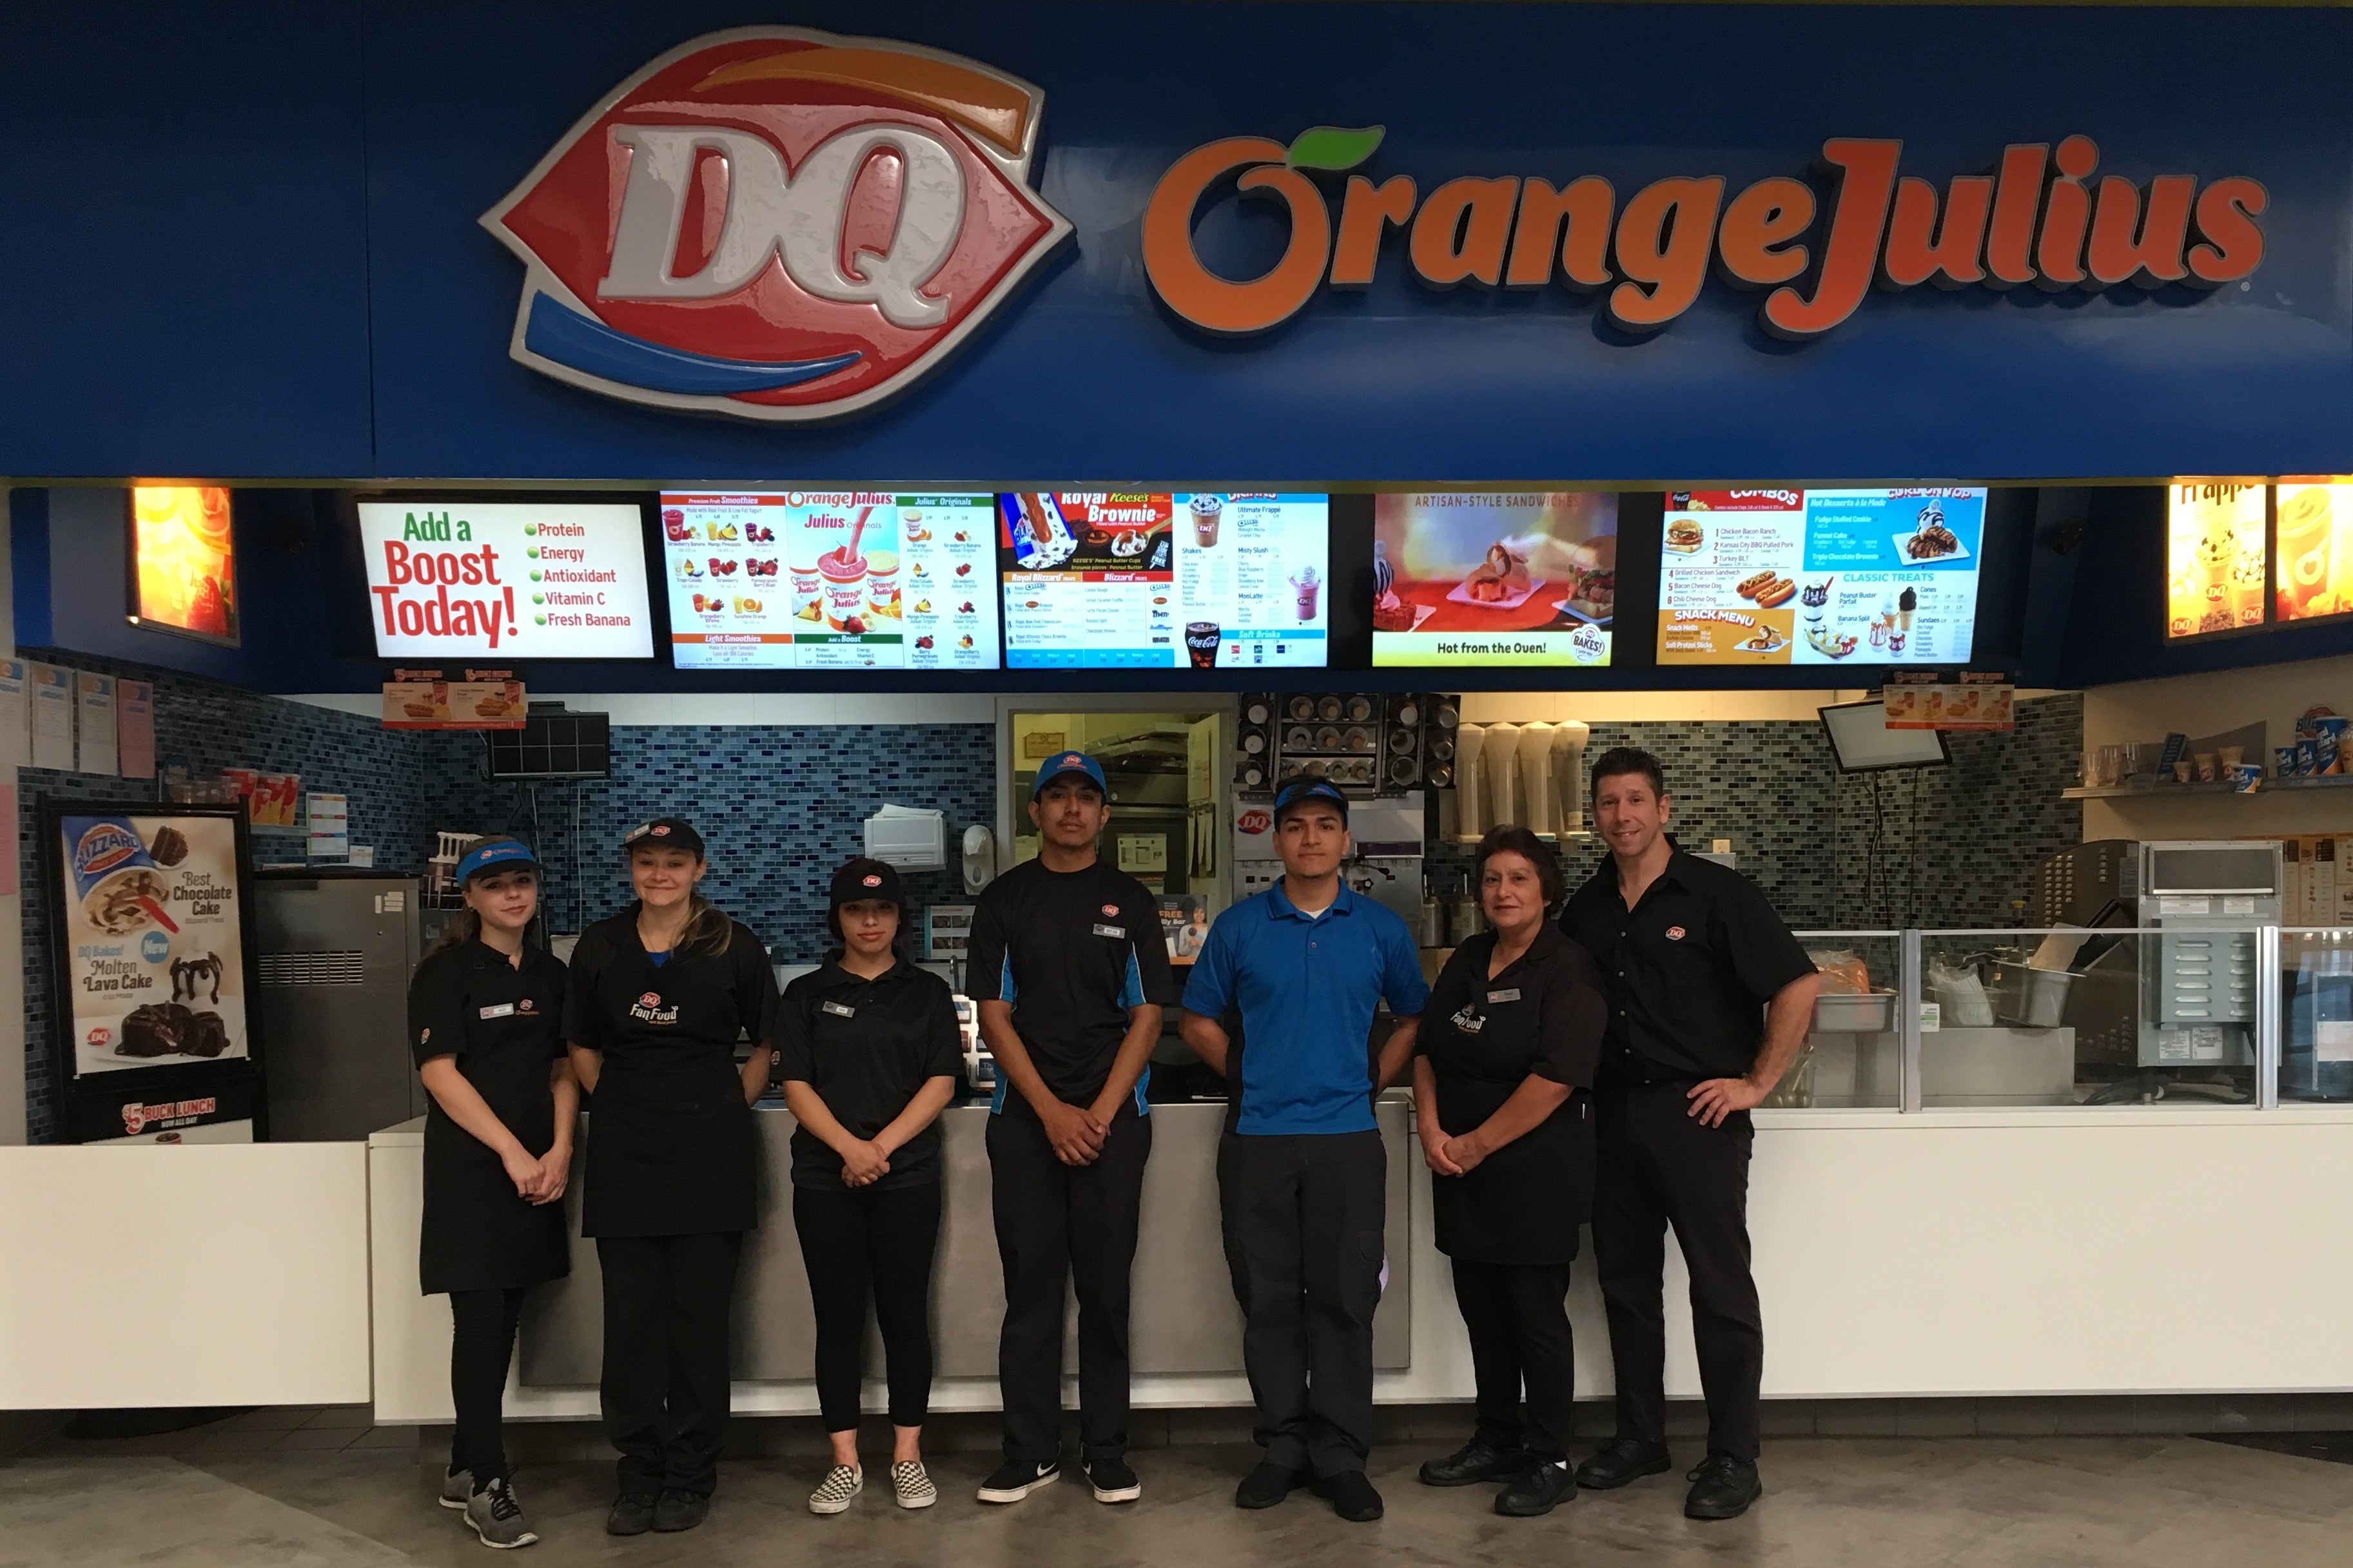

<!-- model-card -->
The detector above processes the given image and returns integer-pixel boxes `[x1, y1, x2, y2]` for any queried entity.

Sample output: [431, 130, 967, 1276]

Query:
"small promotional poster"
[54, 810, 250, 1080]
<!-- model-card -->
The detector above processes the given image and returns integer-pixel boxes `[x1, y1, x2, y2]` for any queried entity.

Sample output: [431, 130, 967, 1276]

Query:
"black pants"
[1591, 1081, 1763, 1461]
[1450, 1259, 1575, 1462]
[1217, 1130, 1387, 1477]
[449, 1286, 525, 1481]
[793, 1182, 942, 1432]
[986, 1105, 1151, 1467]
[596, 1231, 744, 1498]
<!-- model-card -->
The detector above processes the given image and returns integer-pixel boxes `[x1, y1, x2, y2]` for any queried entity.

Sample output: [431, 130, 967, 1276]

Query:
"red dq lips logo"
[482, 27, 1073, 422]
[639, 992, 662, 1008]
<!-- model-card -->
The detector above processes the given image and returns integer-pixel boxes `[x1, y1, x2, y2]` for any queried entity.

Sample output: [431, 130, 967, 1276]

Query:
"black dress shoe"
[605, 1492, 658, 1536]
[1311, 1469, 1383, 1522]
[1418, 1438, 1534, 1487]
[1683, 1453, 1762, 1520]
[652, 1489, 711, 1532]
[1574, 1438, 1672, 1491]
[1496, 1460, 1577, 1518]
[1235, 1461, 1304, 1509]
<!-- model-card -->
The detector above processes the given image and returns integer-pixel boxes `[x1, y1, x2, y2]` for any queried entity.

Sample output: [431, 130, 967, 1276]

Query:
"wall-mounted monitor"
[2166, 479, 2269, 639]
[999, 492, 1327, 669]
[1819, 699, 1953, 771]
[356, 499, 653, 659]
[128, 485, 240, 645]
[1656, 487, 1985, 665]
[1369, 492, 1616, 666]
[662, 492, 1000, 672]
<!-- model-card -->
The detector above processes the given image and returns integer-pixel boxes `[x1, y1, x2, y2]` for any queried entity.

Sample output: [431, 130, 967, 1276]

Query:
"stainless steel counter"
[516, 1100, 1412, 1387]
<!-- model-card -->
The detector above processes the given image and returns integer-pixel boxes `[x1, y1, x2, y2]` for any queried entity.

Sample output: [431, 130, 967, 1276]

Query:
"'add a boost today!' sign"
[355, 502, 655, 659]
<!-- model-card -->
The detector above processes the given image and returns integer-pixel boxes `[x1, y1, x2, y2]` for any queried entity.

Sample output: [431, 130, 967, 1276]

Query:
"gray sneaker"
[465, 1476, 538, 1549]
[440, 1469, 473, 1510]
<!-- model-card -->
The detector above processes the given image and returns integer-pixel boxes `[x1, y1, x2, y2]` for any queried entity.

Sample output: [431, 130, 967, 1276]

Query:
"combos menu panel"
[999, 492, 1328, 669]
[1656, 488, 1985, 665]
[662, 492, 999, 671]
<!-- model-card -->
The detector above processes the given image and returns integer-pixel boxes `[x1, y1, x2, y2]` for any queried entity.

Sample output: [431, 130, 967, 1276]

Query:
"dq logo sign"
[1142, 128, 2267, 339]
[483, 28, 1073, 421]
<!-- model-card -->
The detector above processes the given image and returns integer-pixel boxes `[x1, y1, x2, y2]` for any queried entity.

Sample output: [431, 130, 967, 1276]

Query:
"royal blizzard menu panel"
[663, 492, 999, 671]
[1371, 493, 1616, 666]
[1655, 488, 1985, 665]
[999, 493, 1328, 669]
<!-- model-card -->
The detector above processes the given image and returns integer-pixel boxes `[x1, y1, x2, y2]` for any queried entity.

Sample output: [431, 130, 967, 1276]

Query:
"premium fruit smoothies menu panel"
[662, 492, 999, 671]
[1655, 488, 1985, 665]
[999, 493, 1328, 668]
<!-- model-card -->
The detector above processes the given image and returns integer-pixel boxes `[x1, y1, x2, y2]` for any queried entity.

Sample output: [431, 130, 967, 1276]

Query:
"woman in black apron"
[777, 858, 962, 1516]
[409, 837, 574, 1551]
[1412, 824, 1606, 1518]
[563, 818, 778, 1538]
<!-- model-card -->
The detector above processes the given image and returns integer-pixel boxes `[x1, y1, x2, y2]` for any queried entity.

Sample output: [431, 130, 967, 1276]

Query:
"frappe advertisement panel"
[999, 493, 1327, 668]
[54, 811, 249, 1080]
[1370, 493, 1616, 667]
[663, 492, 1000, 671]
[1655, 489, 1984, 665]
[356, 502, 654, 658]
[2166, 480, 2267, 638]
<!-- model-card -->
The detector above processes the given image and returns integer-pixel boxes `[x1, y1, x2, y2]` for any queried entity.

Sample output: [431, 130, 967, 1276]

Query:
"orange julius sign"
[1142, 128, 2266, 338]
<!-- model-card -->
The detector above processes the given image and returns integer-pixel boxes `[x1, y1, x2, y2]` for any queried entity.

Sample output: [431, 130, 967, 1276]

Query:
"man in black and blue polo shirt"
[1180, 778, 1429, 1524]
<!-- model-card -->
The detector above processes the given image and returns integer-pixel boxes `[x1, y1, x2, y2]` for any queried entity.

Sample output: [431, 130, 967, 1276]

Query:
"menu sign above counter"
[1371, 492, 1616, 667]
[1656, 488, 1985, 665]
[663, 492, 1000, 671]
[1000, 493, 1327, 669]
[2167, 481, 2268, 638]
[356, 501, 653, 658]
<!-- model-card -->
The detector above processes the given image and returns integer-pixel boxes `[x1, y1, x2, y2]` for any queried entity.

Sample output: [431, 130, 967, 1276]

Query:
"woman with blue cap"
[408, 837, 575, 1550]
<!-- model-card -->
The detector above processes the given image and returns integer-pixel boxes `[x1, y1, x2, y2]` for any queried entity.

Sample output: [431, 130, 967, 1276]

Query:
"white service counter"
[6, 1105, 2353, 1417]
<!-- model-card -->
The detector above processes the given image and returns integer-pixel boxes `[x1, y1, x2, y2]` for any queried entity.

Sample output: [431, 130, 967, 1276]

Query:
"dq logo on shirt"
[482, 27, 1073, 422]
[630, 991, 681, 1025]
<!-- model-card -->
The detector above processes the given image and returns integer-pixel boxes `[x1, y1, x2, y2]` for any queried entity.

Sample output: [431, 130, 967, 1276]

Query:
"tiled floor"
[7, 1420, 2353, 1566]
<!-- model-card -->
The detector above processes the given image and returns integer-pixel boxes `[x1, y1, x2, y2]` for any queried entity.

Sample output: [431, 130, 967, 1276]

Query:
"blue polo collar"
[1266, 880, 1359, 923]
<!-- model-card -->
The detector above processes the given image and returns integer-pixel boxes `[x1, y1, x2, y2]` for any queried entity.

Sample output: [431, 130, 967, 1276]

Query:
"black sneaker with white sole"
[977, 1458, 1059, 1503]
[1084, 1457, 1140, 1503]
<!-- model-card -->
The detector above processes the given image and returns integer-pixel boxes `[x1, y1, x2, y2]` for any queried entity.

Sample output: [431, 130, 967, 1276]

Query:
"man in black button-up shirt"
[1558, 748, 1818, 1522]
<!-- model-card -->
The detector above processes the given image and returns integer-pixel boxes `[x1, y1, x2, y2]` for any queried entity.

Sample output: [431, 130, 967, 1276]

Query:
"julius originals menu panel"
[1655, 488, 1986, 666]
[661, 492, 999, 671]
[998, 492, 1328, 668]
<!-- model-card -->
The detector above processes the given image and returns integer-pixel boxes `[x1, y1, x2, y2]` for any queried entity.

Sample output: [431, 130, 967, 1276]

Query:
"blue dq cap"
[1032, 751, 1109, 800]
[1273, 777, 1351, 824]
[456, 838, 540, 882]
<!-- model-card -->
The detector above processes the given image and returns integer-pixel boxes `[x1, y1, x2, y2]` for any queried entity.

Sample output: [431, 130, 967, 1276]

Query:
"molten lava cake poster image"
[1371, 494, 1616, 667]
[54, 810, 249, 1079]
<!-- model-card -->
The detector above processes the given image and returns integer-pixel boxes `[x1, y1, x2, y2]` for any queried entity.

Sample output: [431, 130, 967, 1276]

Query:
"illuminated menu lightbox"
[2167, 480, 2269, 639]
[1655, 488, 1986, 666]
[129, 485, 240, 645]
[999, 493, 1329, 669]
[662, 492, 1001, 671]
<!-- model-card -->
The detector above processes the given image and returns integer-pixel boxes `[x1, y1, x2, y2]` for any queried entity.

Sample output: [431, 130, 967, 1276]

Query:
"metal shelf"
[2063, 775, 2353, 800]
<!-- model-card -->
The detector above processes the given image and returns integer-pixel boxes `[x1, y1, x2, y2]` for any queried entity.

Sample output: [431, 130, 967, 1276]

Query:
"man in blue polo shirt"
[1180, 779, 1428, 1524]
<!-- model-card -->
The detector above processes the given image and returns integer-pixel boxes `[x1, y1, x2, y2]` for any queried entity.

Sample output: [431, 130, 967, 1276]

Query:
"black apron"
[1423, 929, 1601, 1266]
[411, 940, 572, 1295]
[564, 909, 776, 1239]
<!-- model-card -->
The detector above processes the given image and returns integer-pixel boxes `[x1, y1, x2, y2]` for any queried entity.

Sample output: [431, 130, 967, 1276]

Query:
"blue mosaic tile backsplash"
[17, 656, 2081, 1142]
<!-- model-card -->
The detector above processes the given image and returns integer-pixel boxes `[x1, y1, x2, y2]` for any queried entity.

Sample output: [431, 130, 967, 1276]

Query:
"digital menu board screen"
[662, 492, 999, 671]
[2167, 480, 2268, 638]
[999, 493, 1328, 669]
[1655, 488, 1985, 665]
[356, 500, 653, 658]
[1371, 493, 1616, 666]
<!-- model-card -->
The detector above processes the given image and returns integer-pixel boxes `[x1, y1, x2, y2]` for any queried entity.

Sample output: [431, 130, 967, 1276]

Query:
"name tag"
[477, 1002, 516, 1019]
[1486, 988, 1522, 1003]
[821, 1000, 856, 1018]
[1092, 923, 1126, 938]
